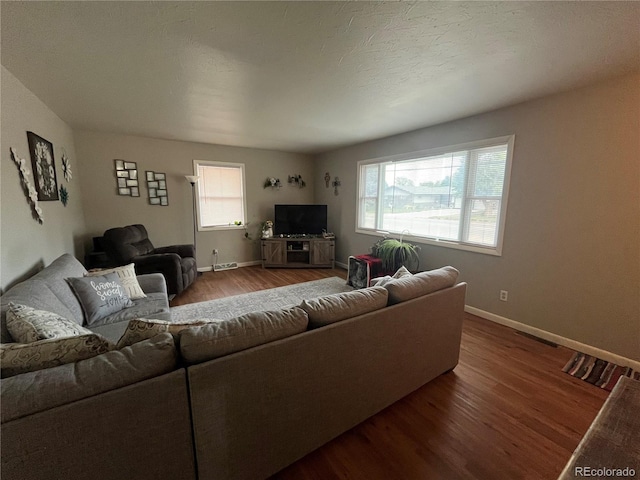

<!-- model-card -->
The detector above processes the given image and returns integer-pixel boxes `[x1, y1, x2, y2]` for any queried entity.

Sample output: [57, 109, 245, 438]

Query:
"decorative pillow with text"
[87, 263, 146, 299]
[67, 272, 133, 325]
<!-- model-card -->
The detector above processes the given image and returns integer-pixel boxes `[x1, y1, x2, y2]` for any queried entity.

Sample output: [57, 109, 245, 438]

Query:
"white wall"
[0, 66, 87, 291]
[73, 131, 314, 268]
[314, 73, 640, 361]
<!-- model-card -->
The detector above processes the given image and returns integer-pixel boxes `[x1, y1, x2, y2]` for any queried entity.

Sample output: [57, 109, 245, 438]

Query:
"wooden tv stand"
[261, 237, 335, 268]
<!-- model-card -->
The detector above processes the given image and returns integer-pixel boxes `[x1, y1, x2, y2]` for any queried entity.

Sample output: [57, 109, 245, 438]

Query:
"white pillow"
[371, 266, 412, 287]
[87, 263, 146, 299]
[6, 303, 92, 343]
[392, 266, 413, 279]
[371, 275, 392, 287]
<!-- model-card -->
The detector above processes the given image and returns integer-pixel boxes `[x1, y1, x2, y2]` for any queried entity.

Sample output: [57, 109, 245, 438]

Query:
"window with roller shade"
[193, 160, 246, 230]
[357, 135, 514, 255]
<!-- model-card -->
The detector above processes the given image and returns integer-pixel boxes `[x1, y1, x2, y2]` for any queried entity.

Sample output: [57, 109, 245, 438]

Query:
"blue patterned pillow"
[67, 272, 133, 326]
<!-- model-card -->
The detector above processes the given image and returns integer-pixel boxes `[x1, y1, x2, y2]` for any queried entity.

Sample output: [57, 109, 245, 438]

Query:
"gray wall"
[74, 131, 314, 268]
[1, 67, 87, 291]
[2, 63, 637, 362]
[313, 73, 640, 361]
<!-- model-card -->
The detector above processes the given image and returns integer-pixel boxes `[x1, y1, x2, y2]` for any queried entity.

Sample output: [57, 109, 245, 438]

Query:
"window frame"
[192, 159, 247, 232]
[356, 135, 514, 256]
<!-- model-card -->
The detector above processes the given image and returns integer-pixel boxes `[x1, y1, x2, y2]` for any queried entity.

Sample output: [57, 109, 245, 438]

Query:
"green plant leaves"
[371, 238, 420, 272]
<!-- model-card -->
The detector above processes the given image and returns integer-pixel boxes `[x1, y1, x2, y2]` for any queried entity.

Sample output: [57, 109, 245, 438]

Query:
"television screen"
[274, 204, 327, 236]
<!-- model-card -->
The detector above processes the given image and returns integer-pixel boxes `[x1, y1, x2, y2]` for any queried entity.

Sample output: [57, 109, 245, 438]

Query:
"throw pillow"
[0, 334, 115, 378]
[6, 303, 92, 343]
[371, 266, 413, 287]
[117, 318, 211, 348]
[67, 272, 133, 326]
[393, 265, 413, 279]
[86, 263, 146, 299]
[300, 286, 389, 329]
[370, 275, 392, 287]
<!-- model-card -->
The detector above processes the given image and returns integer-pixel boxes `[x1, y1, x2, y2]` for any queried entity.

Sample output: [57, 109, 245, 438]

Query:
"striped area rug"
[563, 352, 639, 391]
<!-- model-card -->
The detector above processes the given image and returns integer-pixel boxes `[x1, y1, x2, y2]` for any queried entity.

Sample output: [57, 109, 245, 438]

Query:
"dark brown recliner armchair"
[102, 224, 197, 296]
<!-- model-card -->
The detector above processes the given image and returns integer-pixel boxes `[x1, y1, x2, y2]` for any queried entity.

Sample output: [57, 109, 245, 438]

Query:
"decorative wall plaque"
[146, 171, 168, 206]
[27, 131, 59, 201]
[114, 159, 140, 197]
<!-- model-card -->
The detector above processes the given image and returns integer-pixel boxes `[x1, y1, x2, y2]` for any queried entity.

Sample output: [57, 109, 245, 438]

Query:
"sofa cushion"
[67, 272, 133, 326]
[27, 253, 88, 324]
[179, 306, 309, 364]
[383, 266, 459, 305]
[300, 286, 389, 329]
[87, 263, 146, 299]
[0, 333, 177, 423]
[6, 303, 92, 343]
[117, 318, 211, 348]
[0, 334, 115, 378]
[93, 292, 170, 326]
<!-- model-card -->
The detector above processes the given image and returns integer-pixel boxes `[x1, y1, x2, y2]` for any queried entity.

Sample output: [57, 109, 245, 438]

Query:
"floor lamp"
[185, 175, 199, 264]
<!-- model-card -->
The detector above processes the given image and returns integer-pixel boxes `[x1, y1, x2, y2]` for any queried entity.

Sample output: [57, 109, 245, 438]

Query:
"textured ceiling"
[2, 1, 639, 154]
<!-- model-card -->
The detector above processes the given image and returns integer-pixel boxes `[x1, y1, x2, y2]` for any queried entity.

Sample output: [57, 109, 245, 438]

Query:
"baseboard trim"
[335, 260, 348, 269]
[465, 306, 640, 371]
[199, 260, 346, 273]
[197, 260, 262, 272]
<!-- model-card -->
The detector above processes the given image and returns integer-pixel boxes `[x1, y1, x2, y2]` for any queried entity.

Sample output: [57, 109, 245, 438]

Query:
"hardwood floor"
[172, 266, 609, 479]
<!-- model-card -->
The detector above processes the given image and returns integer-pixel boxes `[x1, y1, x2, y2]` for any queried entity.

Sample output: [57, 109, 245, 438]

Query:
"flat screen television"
[274, 204, 327, 236]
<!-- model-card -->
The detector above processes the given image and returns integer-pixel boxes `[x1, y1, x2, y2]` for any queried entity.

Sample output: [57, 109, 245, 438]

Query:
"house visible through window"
[357, 135, 514, 255]
[193, 160, 246, 230]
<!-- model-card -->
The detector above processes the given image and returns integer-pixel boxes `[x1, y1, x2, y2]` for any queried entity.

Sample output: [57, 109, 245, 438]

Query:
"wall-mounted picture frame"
[114, 159, 140, 197]
[146, 171, 169, 206]
[27, 131, 59, 201]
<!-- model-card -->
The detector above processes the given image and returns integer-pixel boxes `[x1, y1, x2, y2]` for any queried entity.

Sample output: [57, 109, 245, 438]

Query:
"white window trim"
[356, 135, 514, 256]
[193, 159, 247, 232]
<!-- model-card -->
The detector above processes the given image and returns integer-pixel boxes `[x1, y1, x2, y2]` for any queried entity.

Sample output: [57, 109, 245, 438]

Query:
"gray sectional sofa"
[0, 253, 467, 480]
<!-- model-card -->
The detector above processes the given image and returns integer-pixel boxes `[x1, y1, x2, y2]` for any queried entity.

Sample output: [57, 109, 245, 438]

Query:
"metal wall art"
[288, 174, 306, 188]
[27, 131, 59, 201]
[59, 185, 69, 207]
[263, 177, 282, 189]
[332, 176, 341, 196]
[114, 159, 140, 197]
[146, 171, 168, 206]
[61, 149, 72, 182]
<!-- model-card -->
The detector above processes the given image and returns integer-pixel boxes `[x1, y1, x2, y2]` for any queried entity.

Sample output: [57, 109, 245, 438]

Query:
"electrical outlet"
[213, 249, 219, 255]
[500, 290, 508, 302]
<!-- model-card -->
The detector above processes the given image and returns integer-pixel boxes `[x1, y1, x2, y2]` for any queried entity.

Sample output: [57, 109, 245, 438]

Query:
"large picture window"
[357, 136, 514, 255]
[193, 160, 246, 230]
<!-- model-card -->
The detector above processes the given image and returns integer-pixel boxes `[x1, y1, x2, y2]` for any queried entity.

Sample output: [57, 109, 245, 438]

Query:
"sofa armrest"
[136, 273, 168, 297]
[154, 244, 195, 258]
